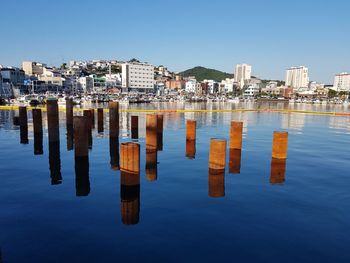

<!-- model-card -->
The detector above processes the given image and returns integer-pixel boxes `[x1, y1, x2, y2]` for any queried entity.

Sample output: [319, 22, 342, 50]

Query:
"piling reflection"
[131, 115, 138, 139]
[75, 156, 90, 196]
[208, 168, 225, 197]
[83, 110, 93, 149]
[270, 158, 286, 184]
[110, 137, 120, 170]
[66, 124, 74, 151]
[33, 109, 43, 155]
[146, 149, 157, 181]
[186, 139, 196, 159]
[48, 141, 62, 185]
[157, 114, 163, 151]
[120, 171, 140, 225]
[19, 106, 28, 144]
[34, 132, 43, 155]
[229, 149, 241, 174]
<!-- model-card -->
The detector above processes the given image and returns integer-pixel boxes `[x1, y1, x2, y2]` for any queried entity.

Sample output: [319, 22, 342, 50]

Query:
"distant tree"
[129, 58, 140, 63]
[328, 89, 337, 98]
[60, 63, 67, 69]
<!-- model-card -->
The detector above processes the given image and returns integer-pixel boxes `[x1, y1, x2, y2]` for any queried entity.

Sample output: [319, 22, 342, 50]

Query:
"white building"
[243, 84, 260, 97]
[38, 67, 65, 87]
[22, 61, 46, 76]
[285, 66, 309, 89]
[220, 78, 234, 93]
[77, 76, 94, 93]
[185, 79, 197, 93]
[121, 62, 154, 92]
[333, 72, 350, 92]
[234, 63, 252, 88]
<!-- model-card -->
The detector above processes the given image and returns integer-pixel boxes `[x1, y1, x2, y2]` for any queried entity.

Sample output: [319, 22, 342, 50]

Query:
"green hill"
[179, 66, 233, 82]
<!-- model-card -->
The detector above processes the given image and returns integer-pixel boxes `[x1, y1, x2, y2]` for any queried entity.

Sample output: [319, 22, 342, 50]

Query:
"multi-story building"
[234, 63, 252, 88]
[220, 78, 235, 93]
[165, 79, 185, 90]
[333, 72, 350, 92]
[243, 84, 260, 97]
[121, 62, 154, 92]
[285, 66, 309, 89]
[185, 79, 197, 93]
[38, 67, 65, 87]
[77, 76, 94, 93]
[22, 61, 46, 76]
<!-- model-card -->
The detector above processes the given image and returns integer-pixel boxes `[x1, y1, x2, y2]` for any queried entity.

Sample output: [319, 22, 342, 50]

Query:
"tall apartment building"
[285, 66, 309, 89]
[333, 72, 350, 92]
[234, 64, 252, 89]
[121, 62, 154, 92]
[22, 61, 46, 76]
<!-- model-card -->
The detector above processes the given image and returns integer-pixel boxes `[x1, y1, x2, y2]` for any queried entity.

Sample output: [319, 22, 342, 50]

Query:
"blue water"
[0, 103, 350, 262]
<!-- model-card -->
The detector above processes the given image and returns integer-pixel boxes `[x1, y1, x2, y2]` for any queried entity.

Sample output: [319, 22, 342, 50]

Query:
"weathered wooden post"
[157, 114, 163, 151]
[146, 114, 158, 180]
[66, 98, 73, 127]
[229, 121, 243, 150]
[97, 108, 104, 133]
[90, 108, 95, 129]
[186, 120, 196, 141]
[109, 102, 119, 170]
[19, 106, 28, 144]
[131, 115, 138, 139]
[270, 158, 286, 184]
[83, 109, 92, 149]
[32, 109, 43, 155]
[229, 149, 241, 174]
[186, 140, 196, 159]
[272, 131, 288, 159]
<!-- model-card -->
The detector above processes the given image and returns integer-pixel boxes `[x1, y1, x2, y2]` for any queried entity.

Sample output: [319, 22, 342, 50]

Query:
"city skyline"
[1, 0, 349, 84]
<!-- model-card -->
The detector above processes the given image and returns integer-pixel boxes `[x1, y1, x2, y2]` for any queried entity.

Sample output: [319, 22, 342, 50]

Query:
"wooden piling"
[270, 158, 286, 184]
[33, 109, 43, 155]
[157, 114, 163, 151]
[229, 121, 243, 149]
[272, 131, 288, 159]
[186, 120, 196, 141]
[146, 149, 157, 181]
[186, 139, 196, 159]
[19, 106, 28, 144]
[90, 108, 95, 129]
[109, 101, 119, 138]
[131, 115, 139, 139]
[120, 171, 140, 225]
[97, 108, 104, 133]
[120, 142, 140, 174]
[208, 168, 225, 197]
[47, 99, 59, 143]
[208, 138, 227, 170]
[146, 114, 157, 150]
[83, 110, 92, 149]
[66, 98, 73, 127]
[13, 116, 20, 126]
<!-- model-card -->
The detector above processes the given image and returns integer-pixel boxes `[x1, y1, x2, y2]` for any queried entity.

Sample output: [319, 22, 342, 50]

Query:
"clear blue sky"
[1, 0, 349, 84]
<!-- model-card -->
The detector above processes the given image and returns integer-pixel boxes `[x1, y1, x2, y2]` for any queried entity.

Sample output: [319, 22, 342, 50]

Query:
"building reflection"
[48, 140, 62, 185]
[229, 149, 241, 174]
[186, 139, 196, 159]
[270, 158, 286, 184]
[109, 137, 120, 170]
[208, 168, 225, 197]
[146, 149, 157, 181]
[120, 171, 140, 225]
[75, 156, 90, 196]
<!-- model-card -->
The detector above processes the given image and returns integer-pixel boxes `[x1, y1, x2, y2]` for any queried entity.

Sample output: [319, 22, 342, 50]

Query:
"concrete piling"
[272, 131, 288, 159]
[131, 115, 139, 139]
[229, 121, 243, 150]
[32, 109, 43, 155]
[97, 108, 104, 133]
[229, 149, 241, 174]
[19, 106, 28, 144]
[157, 114, 163, 151]
[74, 116, 90, 196]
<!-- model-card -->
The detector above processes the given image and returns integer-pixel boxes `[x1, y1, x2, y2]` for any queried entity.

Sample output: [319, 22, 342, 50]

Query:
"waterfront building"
[121, 62, 154, 92]
[38, 67, 65, 87]
[220, 78, 235, 93]
[77, 76, 94, 93]
[285, 66, 309, 89]
[243, 84, 260, 97]
[165, 79, 185, 90]
[234, 63, 252, 89]
[22, 61, 46, 76]
[185, 79, 197, 93]
[0, 67, 25, 86]
[333, 72, 350, 92]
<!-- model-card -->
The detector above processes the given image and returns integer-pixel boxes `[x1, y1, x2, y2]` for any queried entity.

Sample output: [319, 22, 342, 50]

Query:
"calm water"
[0, 102, 350, 263]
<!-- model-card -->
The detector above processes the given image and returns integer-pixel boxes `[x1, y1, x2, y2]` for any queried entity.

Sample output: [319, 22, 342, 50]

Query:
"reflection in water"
[186, 140, 196, 159]
[270, 158, 286, 184]
[48, 141, 62, 185]
[34, 132, 43, 155]
[146, 149, 157, 181]
[120, 171, 140, 225]
[66, 124, 74, 151]
[20, 124, 28, 144]
[19, 107, 28, 144]
[229, 149, 241, 174]
[75, 156, 90, 196]
[110, 137, 120, 170]
[208, 168, 225, 197]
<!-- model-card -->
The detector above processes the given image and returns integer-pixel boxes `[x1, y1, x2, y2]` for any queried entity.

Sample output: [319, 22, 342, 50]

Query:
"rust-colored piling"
[74, 116, 90, 196]
[110, 137, 120, 170]
[146, 149, 157, 181]
[208, 168, 225, 197]
[90, 108, 95, 129]
[270, 158, 286, 184]
[157, 114, 164, 151]
[19, 106, 28, 144]
[229, 121, 243, 150]
[83, 110, 93, 149]
[229, 149, 241, 174]
[186, 120, 196, 141]
[32, 109, 43, 155]
[47, 99, 59, 143]
[120, 142, 140, 174]
[109, 101, 119, 138]
[66, 98, 73, 127]
[272, 131, 288, 159]
[131, 115, 139, 139]
[120, 171, 140, 225]
[186, 140, 196, 159]
[97, 108, 104, 133]
[208, 138, 227, 170]
[146, 114, 158, 150]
